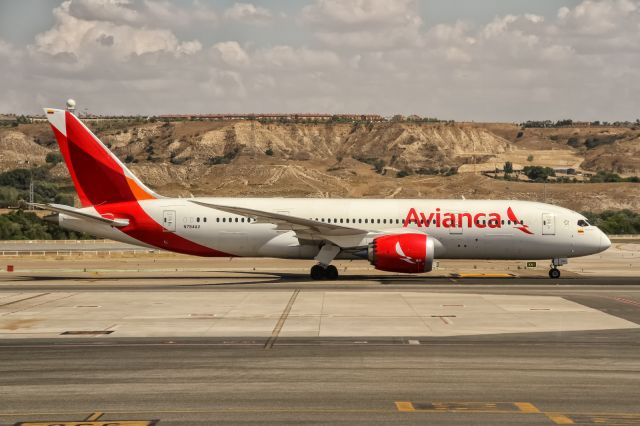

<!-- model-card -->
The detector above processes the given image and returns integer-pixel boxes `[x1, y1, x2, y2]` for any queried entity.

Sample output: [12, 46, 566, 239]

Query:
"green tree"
[45, 152, 64, 165]
[504, 162, 513, 174]
[523, 166, 555, 182]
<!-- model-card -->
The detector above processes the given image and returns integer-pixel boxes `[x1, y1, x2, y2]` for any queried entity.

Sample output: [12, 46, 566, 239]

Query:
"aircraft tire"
[325, 265, 339, 280]
[310, 264, 326, 280]
[549, 268, 561, 279]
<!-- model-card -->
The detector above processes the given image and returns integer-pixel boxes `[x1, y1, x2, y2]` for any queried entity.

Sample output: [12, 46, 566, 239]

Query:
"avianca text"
[403, 207, 516, 229]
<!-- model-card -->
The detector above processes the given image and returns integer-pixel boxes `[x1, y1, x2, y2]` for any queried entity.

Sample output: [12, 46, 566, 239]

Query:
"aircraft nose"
[600, 232, 611, 251]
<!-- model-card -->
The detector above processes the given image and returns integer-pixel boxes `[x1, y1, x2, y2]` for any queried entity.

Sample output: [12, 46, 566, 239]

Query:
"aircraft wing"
[190, 200, 369, 239]
[30, 203, 130, 227]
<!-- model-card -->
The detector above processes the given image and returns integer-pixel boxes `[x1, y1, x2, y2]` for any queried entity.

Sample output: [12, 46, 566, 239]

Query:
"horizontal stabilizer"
[30, 203, 130, 227]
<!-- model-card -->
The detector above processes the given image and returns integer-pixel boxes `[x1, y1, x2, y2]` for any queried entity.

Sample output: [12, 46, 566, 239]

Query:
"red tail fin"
[44, 108, 161, 207]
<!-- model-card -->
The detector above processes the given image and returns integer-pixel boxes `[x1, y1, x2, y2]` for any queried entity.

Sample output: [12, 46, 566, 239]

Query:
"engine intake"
[368, 233, 434, 273]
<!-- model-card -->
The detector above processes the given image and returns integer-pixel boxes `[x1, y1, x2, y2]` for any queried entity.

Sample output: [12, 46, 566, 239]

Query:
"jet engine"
[367, 233, 434, 273]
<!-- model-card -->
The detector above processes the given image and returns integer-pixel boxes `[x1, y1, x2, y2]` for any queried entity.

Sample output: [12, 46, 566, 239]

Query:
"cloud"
[302, 0, 418, 27]
[33, 1, 202, 62]
[212, 41, 250, 67]
[66, 0, 139, 24]
[66, 0, 216, 28]
[255, 45, 341, 70]
[3, 0, 640, 122]
[302, 0, 424, 49]
[223, 3, 272, 24]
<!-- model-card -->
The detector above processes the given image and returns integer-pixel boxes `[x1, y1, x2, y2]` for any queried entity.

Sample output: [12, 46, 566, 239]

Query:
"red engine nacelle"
[367, 233, 435, 273]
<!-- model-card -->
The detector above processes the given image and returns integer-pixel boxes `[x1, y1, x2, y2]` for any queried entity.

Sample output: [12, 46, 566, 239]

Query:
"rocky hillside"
[1, 119, 639, 212]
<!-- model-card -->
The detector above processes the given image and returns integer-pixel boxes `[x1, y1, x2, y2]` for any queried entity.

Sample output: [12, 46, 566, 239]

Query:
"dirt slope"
[1, 120, 639, 212]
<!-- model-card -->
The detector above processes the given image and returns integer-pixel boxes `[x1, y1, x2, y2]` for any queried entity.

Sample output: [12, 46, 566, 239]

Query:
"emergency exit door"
[163, 210, 176, 232]
[542, 213, 555, 235]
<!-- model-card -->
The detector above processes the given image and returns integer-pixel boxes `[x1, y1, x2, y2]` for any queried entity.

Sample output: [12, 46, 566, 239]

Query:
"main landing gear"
[549, 268, 561, 279]
[548, 257, 568, 279]
[310, 264, 339, 280]
[310, 243, 341, 281]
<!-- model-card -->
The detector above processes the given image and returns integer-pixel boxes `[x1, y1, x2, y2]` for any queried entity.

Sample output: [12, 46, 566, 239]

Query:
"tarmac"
[0, 244, 639, 425]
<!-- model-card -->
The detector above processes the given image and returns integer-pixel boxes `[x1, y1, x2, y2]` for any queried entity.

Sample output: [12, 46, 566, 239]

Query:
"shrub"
[523, 166, 555, 181]
[45, 152, 64, 165]
[0, 210, 93, 240]
[504, 161, 513, 174]
[583, 210, 640, 234]
[208, 147, 241, 165]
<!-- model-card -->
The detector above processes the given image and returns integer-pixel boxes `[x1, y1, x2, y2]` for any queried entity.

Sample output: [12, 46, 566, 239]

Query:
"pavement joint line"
[0, 293, 48, 307]
[264, 289, 300, 349]
[1, 293, 76, 317]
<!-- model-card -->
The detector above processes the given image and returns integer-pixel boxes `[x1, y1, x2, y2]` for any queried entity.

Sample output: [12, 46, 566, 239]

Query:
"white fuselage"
[58, 198, 610, 261]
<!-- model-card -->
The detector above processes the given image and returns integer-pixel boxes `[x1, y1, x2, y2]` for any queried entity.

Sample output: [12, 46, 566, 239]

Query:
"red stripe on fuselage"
[95, 201, 234, 257]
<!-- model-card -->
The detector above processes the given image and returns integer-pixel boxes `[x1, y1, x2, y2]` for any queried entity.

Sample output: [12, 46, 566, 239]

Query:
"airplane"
[34, 107, 611, 280]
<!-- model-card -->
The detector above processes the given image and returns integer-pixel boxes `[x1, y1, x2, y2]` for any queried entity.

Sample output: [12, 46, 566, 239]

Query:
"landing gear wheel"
[549, 268, 561, 279]
[310, 264, 326, 280]
[325, 265, 339, 280]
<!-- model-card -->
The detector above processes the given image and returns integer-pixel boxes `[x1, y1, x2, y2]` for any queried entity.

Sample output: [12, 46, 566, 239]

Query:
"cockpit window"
[577, 219, 590, 227]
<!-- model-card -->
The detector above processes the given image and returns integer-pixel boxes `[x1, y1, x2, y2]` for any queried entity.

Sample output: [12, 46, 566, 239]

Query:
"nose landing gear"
[548, 257, 568, 279]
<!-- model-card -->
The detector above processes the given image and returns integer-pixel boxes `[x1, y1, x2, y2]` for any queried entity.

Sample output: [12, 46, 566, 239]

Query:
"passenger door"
[542, 213, 555, 235]
[163, 210, 176, 232]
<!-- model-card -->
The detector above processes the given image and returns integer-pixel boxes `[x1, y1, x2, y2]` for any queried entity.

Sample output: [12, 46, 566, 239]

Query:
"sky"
[0, 0, 638, 121]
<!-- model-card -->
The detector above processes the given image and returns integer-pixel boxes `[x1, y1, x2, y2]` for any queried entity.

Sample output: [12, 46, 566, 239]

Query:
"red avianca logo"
[403, 206, 533, 235]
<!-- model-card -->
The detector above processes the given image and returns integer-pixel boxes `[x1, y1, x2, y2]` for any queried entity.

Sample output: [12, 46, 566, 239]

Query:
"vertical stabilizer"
[44, 108, 162, 207]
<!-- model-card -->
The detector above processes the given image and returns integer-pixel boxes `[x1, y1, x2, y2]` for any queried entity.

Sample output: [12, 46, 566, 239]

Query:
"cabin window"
[216, 218, 219, 223]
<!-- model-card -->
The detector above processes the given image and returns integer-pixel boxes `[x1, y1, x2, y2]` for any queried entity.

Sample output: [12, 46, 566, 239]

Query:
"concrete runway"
[1, 268, 640, 425]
